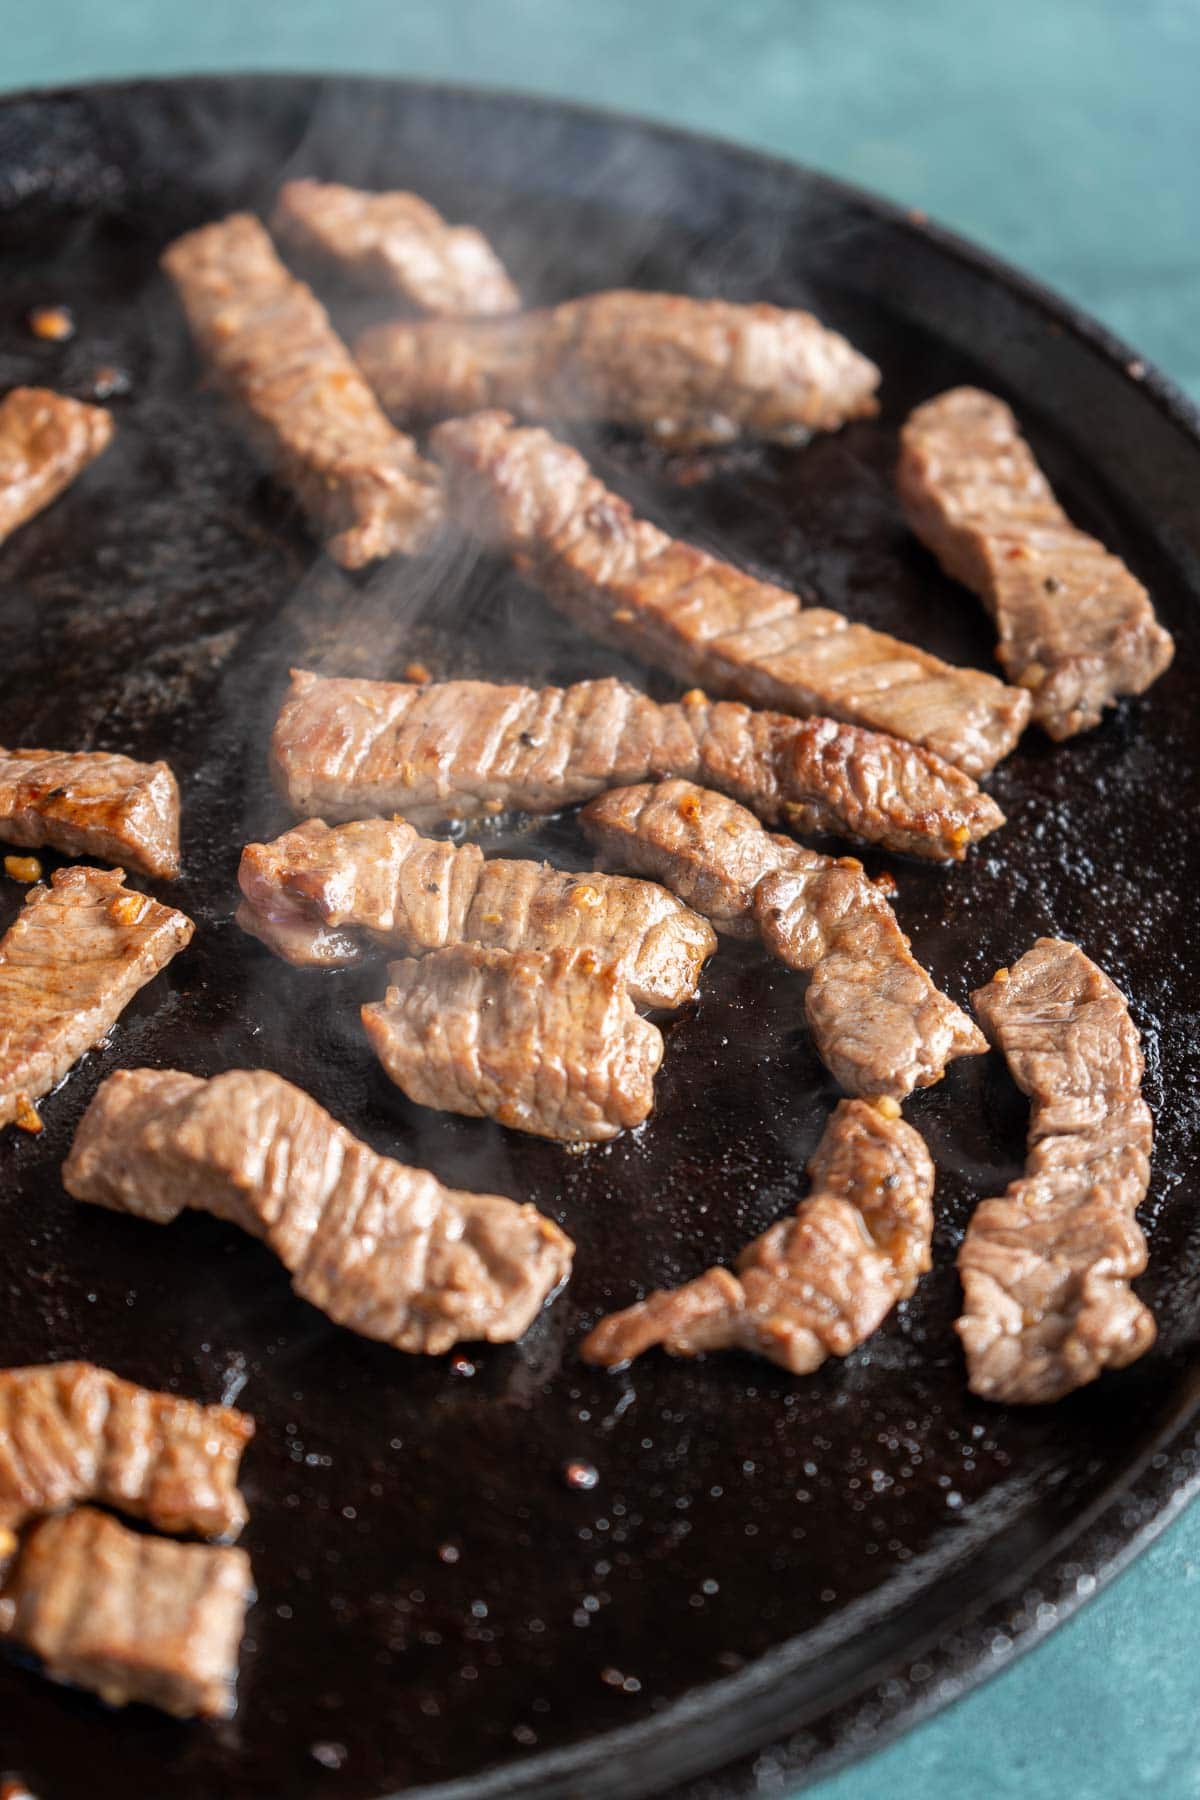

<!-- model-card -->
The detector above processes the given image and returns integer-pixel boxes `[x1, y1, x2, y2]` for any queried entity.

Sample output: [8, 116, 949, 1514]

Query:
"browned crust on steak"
[0, 387, 113, 546]
[0, 748, 180, 878]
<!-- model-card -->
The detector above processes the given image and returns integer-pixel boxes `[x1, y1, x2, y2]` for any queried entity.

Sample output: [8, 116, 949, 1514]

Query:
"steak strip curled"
[0, 387, 113, 547]
[0, 747, 180, 878]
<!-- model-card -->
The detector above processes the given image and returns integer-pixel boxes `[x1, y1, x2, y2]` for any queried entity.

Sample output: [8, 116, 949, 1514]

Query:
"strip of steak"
[0, 387, 113, 547]
[356, 290, 879, 446]
[957, 939, 1156, 1403]
[0, 866, 193, 1129]
[0, 1364, 251, 1540]
[583, 780, 984, 1098]
[898, 387, 1174, 738]
[63, 1068, 573, 1354]
[270, 670, 1003, 861]
[430, 411, 1031, 774]
[0, 749, 180, 878]
[273, 178, 519, 316]
[237, 816, 717, 1005]
[160, 214, 443, 568]
[582, 1097, 934, 1370]
[0, 1507, 252, 1718]
[362, 944, 663, 1142]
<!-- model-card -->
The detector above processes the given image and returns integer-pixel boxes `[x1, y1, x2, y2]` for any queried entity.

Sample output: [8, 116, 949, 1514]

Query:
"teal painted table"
[7, 5, 1199, 1796]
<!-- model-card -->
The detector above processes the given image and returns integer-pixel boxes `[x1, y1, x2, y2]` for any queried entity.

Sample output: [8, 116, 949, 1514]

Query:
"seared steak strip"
[583, 780, 984, 1098]
[273, 178, 519, 315]
[898, 388, 1174, 738]
[0, 749, 180, 879]
[161, 214, 443, 568]
[0, 1507, 252, 1719]
[63, 1068, 573, 1354]
[582, 1097, 934, 1370]
[356, 290, 878, 446]
[0, 866, 193, 1129]
[0, 387, 113, 547]
[362, 944, 663, 1143]
[957, 939, 1156, 1403]
[430, 411, 1031, 774]
[270, 670, 1003, 861]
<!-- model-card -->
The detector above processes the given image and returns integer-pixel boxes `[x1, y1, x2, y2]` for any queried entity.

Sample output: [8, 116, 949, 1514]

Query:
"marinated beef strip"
[0, 867, 193, 1129]
[0, 1365, 250, 1542]
[430, 412, 1031, 775]
[270, 671, 1003, 861]
[0, 749, 180, 879]
[0, 1507, 252, 1719]
[273, 179, 519, 316]
[237, 816, 716, 1006]
[957, 939, 1156, 1404]
[356, 291, 879, 446]
[898, 388, 1174, 738]
[582, 1097, 934, 1370]
[0, 388, 113, 548]
[583, 780, 984, 1098]
[362, 944, 664, 1143]
[160, 214, 443, 568]
[63, 1068, 573, 1354]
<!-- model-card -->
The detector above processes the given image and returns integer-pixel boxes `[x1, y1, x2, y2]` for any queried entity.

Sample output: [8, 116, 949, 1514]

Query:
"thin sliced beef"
[0, 749, 180, 878]
[898, 387, 1174, 738]
[0, 388, 113, 547]
[957, 939, 1156, 1403]
[582, 1097, 934, 1370]
[63, 1068, 573, 1354]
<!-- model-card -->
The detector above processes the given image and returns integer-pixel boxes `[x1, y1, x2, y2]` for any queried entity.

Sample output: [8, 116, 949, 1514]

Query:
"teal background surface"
[5, 4, 1200, 1796]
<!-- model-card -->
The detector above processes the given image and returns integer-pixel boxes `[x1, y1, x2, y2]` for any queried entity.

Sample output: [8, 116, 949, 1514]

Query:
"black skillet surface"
[1, 75, 1200, 1800]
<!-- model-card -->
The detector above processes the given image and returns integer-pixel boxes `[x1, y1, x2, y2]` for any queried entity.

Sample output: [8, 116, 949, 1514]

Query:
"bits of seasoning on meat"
[1019, 661, 1047, 690]
[109, 892, 149, 926]
[872, 1096, 903, 1121]
[563, 1459, 599, 1491]
[992, 966, 1011, 984]
[14, 1094, 44, 1134]
[4, 856, 42, 883]
[27, 305, 75, 342]
[403, 661, 431, 684]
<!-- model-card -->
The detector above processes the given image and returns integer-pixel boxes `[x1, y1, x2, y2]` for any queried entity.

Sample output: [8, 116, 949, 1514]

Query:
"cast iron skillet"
[1, 75, 1199, 1800]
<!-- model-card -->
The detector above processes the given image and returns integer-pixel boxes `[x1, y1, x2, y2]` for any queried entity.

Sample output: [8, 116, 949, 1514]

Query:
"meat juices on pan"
[0, 387, 113, 547]
[0, 1507, 252, 1719]
[356, 289, 878, 446]
[0, 748, 180, 879]
[430, 411, 1031, 775]
[897, 387, 1174, 738]
[957, 939, 1157, 1404]
[160, 213, 443, 568]
[0, 866, 193, 1129]
[63, 1068, 573, 1354]
[273, 178, 519, 316]
[582, 780, 985, 1099]
[362, 944, 664, 1143]
[582, 1097, 934, 1371]
[269, 670, 1004, 861]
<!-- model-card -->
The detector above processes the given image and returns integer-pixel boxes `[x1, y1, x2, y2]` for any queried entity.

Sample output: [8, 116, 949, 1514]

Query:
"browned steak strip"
[160, 214, 443, 568]
[0, 749, 180, 878]
[0, 1507, 252, 1718]
[0, 866, 193, 1129]
[582, 1097, 934, 1370]
[236, 816, 716, 1006]
[362, 944, 663, 1143]
[0, 1364, 251, 1539]
[898, 388, 1174, 738]
[356, 289, 878, 446]
[273, 178, 519, 316]
[583, 780, 984, 1098]
[430, 411, 1031, 774]
[957, 939, 1156, 1403]
[63, 1068, 573, 1354]
[269, 670, 1002, 861]
[0, 388, 113, 547]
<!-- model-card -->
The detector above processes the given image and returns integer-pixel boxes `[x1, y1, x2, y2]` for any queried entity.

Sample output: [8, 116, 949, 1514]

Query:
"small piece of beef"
[0, 866, 193, 1129]
[957, 939, 1156, 1403]
[583, 780, 984, 1098]
[898, 388, 1174, 738]
[582, 1097, 934, 1370]
[357, 289, 879, 446]
[160, 214, 443, 567]
[362, 944, 663, 1142]
[0, 1507, 252, 1718]
[0, 749, 180, 878]
[0, 388, 113, 547]
[236, 816, 716, 1005]
[273, 179, 519, 316]
[430, 411, 1031, 774]
[63, 1068, 573, 1354]
[269, 670, 1003, 861]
